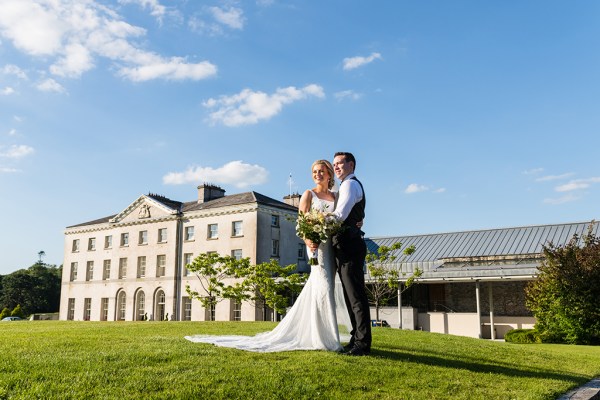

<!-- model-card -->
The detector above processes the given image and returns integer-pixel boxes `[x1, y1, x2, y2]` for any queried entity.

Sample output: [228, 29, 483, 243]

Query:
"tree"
[0, 307, 10, 320]
[0, 264, 62, 316]
[237, 259, 307, 317]
[525, 224, 600, 344]
[185, 253, 307, 320]
[365, 242, 421, 321]
[185, 253, 244, 317]
[10, 304, 25, 318]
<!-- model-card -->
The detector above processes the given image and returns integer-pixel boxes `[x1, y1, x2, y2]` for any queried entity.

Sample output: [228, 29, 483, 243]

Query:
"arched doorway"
[116, 290, 127, 321]
[155, 289, 166, 321]
[135, 290, 146, 321]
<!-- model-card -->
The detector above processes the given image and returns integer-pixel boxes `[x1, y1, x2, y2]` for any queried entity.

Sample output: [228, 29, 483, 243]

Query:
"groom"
[332, 152, 371, 356]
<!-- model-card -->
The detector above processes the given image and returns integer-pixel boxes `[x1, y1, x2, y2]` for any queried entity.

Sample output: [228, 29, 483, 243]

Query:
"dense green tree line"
[0, 263, 62, 318]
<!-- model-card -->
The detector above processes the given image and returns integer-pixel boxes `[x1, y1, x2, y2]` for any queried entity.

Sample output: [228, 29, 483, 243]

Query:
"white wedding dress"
[185, 193, 350, 352]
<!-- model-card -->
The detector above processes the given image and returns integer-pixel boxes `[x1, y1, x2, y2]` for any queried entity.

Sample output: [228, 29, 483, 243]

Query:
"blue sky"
[1, 1, 599, 274]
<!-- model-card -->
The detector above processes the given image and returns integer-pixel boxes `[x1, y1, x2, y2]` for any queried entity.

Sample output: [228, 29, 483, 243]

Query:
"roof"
[182, 191, 297, 212]
[366, 220, 599, 282]
[67, 191, 296, 228]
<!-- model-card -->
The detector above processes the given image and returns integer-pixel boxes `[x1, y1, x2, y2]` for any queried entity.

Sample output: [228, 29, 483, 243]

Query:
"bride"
[185, 159, 351, 352]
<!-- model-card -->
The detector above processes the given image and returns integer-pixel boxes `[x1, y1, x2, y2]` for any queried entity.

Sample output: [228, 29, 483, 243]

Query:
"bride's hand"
[305, 239, 318, 251]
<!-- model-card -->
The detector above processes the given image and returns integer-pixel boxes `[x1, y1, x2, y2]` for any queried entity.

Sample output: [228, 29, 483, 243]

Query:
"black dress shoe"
[346, 345, 370, 356]
[343, 342, 355, 352]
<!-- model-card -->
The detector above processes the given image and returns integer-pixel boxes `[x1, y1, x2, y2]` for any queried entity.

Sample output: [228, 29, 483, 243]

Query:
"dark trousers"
[335, 235, 371, 349]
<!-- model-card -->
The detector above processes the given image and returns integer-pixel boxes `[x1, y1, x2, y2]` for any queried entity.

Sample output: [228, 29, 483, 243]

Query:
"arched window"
[155, 290, 166, 321]
[117, 291, 127, 321]
[135, 291, 146, 321]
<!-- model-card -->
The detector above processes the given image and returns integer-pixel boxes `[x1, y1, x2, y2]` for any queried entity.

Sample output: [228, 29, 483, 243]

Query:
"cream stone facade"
[60, 185, 306, 322]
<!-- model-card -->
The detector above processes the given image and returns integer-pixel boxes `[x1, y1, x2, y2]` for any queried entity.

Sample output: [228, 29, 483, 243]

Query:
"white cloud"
[522, 167, 543, 175]
[405, 183, 428, 194]
[8, 129, 17, 136]
[118, 57, 217, 82]
[0, 167, 20, 173]
[433, 188, 446, 193]
[13, 115, 23, 122]
[0, 144, 34, 158]
[1, 64, 28, 79]
[543, 194, 579, 205]
[163, 160, 268, 188]
[36, 78, 66, 93]
[0, 0, 216, 82]
[119, 0, 167, 23]
[343, 52, 382, 71]
[555, 177, 600, 192]
[334, 90, 362, 101]
[204, 84, 325, 127]
[1, 87, 15, 95]
[535, 173, 574, 182]
[209, 6, 245, 30]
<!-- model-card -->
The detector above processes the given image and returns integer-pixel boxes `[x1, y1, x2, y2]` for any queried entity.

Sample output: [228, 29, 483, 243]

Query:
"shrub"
[525, 223, 600, 345]
[505, 328, 540, 344]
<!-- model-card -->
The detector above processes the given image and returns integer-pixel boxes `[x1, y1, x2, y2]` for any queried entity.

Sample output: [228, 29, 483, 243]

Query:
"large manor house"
[60, 184, 599, 340]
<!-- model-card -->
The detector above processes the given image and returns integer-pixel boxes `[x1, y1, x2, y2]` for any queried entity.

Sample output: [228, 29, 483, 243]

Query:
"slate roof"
[366, 220, 599, 282]
[66, 191, 296, 229]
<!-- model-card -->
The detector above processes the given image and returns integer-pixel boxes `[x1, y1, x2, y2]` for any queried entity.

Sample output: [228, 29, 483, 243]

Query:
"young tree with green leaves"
[526, 224, 600, 344]
[185, 253, 246, 317]
[365, 242, 421, 321]
[237, 259, 307, 318]
[185, 253, 307, 320]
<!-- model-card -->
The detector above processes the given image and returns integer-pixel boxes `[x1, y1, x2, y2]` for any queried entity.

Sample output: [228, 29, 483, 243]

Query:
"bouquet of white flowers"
[296, 208, 344, 265]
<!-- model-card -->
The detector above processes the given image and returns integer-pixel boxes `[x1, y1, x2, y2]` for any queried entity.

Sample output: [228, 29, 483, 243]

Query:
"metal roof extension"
[365, 220, 598, 282]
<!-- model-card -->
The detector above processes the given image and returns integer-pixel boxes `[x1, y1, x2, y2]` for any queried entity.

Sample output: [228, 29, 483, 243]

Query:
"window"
[207, 224, 218, 239]
[67, 298, 75, 321]
[72, 239, 80, 252]
[231, 299, 242, 321]
[70, 262, 78, 281]
[135, 291, 145, 321]
[231, 249, 243, 260]
[100, 298, 109, 321]
[271, 215, 279, 227]
[184, 253, 193, 276]
[102, 260, 111, 280]
[120, 233, 129, 247]
[88, 238, 96, 251]
[156, 255, 166, 277]
[298, 243, 306, 260]
[205, 302, 216, 321]
[104, 235, 112, 249]
[271, 239, 280, 257]
[117, 291, 126, 321]
[85, 261, 94, 281]
[156, 290, 166, 321]
[83, 298, 92, 321]
[137, 256, 146, 278]
[138, 230, 148, 245]
[184, 226, 195, 241]
[232, 221, 243, 237]
[118, 258, 127, 279]
[158, 228, 167, 243]
[183, 297, 192, 321]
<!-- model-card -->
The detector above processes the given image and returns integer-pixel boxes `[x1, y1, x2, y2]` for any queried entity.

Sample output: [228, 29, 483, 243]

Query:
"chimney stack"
[197, 184, 226, 204]
[283, 193, 301, 207]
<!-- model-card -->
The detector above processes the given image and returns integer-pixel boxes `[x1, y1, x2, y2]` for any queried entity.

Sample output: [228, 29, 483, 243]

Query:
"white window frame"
[72, 239, 80, 252]
[88, 238, 96, 251]
[137, 256, 146, 278]
[119, 258, 127, 279]
[185, 226, 195, 241]
[86, 261, 94, 281]
[156, 254, 166, 277]
[104, 235, 112, 249]
[231, 249, 243, 260]
[70, 262, 78, 281]
[121, 233, 129, 247]
[139, 230, 148, 245]
[158, 228, 167, 243]
[102, 260, 111, 280]
[208, 224, 218, 239]
[271, 239, 279, 257]
[232, 221, 243, 237]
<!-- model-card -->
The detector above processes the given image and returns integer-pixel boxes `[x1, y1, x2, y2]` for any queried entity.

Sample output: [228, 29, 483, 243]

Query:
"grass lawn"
[1, 321, 599, 399]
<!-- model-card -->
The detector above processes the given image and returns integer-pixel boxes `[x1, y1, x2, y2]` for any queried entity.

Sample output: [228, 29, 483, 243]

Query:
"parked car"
[371, 319, 390, 327]
[1, 316, 23, 321]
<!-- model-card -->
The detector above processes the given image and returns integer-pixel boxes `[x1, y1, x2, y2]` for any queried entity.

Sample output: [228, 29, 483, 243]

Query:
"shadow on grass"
[368, 347, 590, 385]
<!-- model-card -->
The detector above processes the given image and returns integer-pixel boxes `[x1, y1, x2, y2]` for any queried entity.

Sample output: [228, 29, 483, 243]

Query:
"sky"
[1, 0, 599, 274]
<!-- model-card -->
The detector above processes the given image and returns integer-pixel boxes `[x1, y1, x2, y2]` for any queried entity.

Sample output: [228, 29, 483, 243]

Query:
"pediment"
[109, 195, 179, 224]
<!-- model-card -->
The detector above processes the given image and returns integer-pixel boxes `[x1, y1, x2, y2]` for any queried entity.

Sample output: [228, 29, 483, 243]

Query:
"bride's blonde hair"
[311, 159, 335, 190]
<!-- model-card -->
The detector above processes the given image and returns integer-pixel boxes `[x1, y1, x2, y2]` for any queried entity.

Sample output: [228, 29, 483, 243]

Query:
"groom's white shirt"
[333, 173, 363, 221]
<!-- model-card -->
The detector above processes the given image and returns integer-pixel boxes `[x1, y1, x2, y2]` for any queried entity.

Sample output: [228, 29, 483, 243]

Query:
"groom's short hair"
[334, 152, 356, 169]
